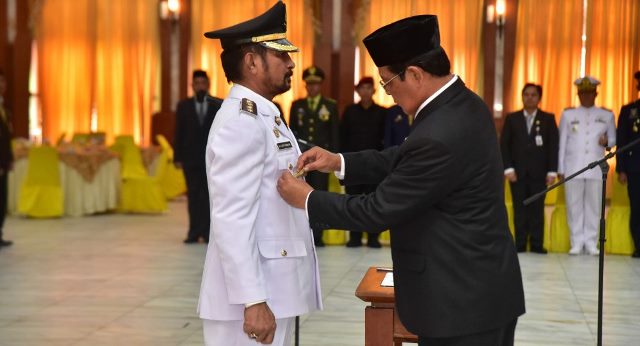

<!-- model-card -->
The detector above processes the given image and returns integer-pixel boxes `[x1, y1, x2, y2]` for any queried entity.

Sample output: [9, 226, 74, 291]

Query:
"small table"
[355, 267, 418, 345]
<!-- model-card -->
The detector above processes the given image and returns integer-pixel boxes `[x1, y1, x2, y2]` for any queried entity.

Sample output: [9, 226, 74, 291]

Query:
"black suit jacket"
[500, 109, 559, 181]
[616, 99, 640, 174]
[289, 96, 339, 151]
[0, 106, 13, 171]
[174, 96, 222, 168]
[307, 79, 525, 337]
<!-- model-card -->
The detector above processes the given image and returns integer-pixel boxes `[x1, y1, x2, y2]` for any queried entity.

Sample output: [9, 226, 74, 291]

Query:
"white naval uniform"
[558, 105, 616, 253]
[198, 84, 322, 345]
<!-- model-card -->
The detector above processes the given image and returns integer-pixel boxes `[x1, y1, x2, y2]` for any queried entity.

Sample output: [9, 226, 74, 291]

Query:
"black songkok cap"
[204, 2, 297, 52]
[363, 15, 442, 67]
[302, 66, 325, 83]
[192, 70, 208, 80]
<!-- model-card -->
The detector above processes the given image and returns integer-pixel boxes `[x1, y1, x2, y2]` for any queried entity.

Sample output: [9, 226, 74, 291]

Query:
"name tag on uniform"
[277, 141, 293, 151]
[535, 135, 543, 147]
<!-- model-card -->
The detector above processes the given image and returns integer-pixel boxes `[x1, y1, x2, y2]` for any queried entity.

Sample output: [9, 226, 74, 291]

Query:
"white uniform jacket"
[198, 84, 322, 321]
[558, 106, 616, 180]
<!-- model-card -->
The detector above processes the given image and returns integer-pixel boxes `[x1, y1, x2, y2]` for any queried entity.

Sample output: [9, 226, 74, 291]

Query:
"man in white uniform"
[558, 76, 616, 255]
[198, 3, 322, 345]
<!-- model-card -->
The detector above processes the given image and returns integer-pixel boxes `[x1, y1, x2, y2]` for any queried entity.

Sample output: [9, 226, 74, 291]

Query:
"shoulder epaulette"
[563, 107, 575, 111]
[240, 98, 257, 117]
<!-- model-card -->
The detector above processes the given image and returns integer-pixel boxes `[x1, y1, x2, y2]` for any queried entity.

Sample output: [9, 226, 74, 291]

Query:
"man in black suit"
[340, 77, 386, 248]
[0, 70, 13, 248]
[278, 15, 524, 345]
[616, 71, 640, 258]
[501, 83, 558, 254]
[289, 66, 339, 246]
[174, 70, 222, 244]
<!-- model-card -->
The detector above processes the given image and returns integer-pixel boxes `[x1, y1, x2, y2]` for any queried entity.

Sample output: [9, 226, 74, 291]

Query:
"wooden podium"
[355, 267, 418, 345]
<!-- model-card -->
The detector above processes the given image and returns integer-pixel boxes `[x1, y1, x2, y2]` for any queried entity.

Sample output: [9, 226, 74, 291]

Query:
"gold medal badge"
[318, 104, 330, 122]
[275, 116, 282, 126]
[273, 126, 281, 138]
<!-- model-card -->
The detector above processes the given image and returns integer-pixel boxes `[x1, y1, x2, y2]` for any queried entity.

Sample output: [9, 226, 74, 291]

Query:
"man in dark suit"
[616, 70, 640, 258]
[278, 15, 524, 345]
[174, 70, 222, 244]
[340, 77, 386, 248]
[501, 83, 558, 254]
[289, 66, 339, 246]
[0, 70, 13, 248]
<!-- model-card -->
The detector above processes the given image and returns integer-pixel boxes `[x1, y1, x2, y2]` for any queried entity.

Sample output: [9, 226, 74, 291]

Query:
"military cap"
[634, 71, 640, 81]
[363, 15, 442, 67]
[192, 70, 209, 80]
[355, 77, 374, 88]
[204, 2, 297, 52]
[574, 76, 600, 92]
[302, 66, 325, 83]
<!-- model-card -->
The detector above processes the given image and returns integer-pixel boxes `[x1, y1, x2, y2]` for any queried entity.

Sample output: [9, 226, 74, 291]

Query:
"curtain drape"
[36, 0, 159, 145]
[36, 0, 95, 143]
[508, 0, 640, 122]
[191, 0, 314, 122]
[586, 0, 640, 118]
[356, 0, 484, 107]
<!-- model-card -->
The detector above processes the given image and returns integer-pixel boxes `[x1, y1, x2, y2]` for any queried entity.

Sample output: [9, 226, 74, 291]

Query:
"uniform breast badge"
[273, 126, 281, 138]
[275, 116, 282, 126]
[318, 104, 330, 121]
[241, 98, 258, 117]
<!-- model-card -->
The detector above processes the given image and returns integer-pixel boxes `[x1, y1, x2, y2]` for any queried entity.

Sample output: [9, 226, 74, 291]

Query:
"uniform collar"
[230, 83, 280, 116]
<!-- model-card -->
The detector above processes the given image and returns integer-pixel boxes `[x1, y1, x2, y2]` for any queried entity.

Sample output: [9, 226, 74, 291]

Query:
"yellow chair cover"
[323, 174, 347, 245]
[17, 146, 64, 218]
[605, 172, 635, 255]
[114, 135, 135, 147]
[548, 185, 571, 253]
[504, 180, 515, 239]
[118, 143, 167, 213]
[155, 135, 187, 199]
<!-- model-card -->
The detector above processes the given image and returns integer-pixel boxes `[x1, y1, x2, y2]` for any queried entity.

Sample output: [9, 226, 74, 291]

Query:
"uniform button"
[309, 119, 315, 124]
[309, 127, 314, 133]
[280, 249, 288, 257]
[288, 163, 293, 171]
[309, 135, 314, 141]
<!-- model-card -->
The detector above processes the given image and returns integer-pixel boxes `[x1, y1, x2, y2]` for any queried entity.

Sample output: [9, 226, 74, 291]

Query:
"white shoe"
[587, 247, 600, 256]
[569, 247, 582, 255]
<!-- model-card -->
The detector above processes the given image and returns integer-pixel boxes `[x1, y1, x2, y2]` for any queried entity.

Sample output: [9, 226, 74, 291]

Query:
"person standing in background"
[558, 76, 616, 256]
[174, 70, 222, 244]
[616, 71, 640, 258]
[384, 105, 410, 149]
[289, 66, 339, 246]
[0, 70, 13, 249]
[340, 77, 386, 248]
[501, 83, 558, 254]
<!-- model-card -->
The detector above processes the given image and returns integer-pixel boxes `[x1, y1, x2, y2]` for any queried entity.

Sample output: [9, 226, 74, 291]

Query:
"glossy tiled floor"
[0, 200, 639, 345]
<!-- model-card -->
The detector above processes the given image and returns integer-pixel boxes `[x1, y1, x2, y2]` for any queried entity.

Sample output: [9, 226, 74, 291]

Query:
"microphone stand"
[524, 136, 640, 346]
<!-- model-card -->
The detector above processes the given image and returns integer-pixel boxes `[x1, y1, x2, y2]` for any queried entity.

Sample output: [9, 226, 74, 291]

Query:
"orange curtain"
[357, 0, 484, 107]
[36, 0, 159, 145]
[507, 0, 584, 119]
[191, 0, 314, 122]
[36, 0, 95, 143]
[586, 0, 640, 117]
[94, 0, 159, 145]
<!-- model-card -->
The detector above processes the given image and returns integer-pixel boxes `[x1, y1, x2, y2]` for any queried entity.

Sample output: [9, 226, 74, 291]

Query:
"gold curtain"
[36, 0, 95, 143]
[586, 0, 640, 117]
[94, 0, 159, 145]
[357, 0, 484, 107]
[191, 0, 314, 122]
[508, 0, 584, 118]
[36, 0, 159, 145]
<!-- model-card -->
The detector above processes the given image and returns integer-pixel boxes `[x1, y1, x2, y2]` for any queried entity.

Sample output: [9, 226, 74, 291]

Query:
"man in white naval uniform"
[198, 3, 322, 345]
[558, 76, 616, 255]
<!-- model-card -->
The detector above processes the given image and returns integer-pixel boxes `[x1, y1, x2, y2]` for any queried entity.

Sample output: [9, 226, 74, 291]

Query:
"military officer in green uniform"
[290, 66, 339, 246]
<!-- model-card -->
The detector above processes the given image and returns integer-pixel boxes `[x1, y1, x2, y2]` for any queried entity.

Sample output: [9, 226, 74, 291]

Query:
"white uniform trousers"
[203, 317, 294, 346]
[565, 178, 602, 252]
